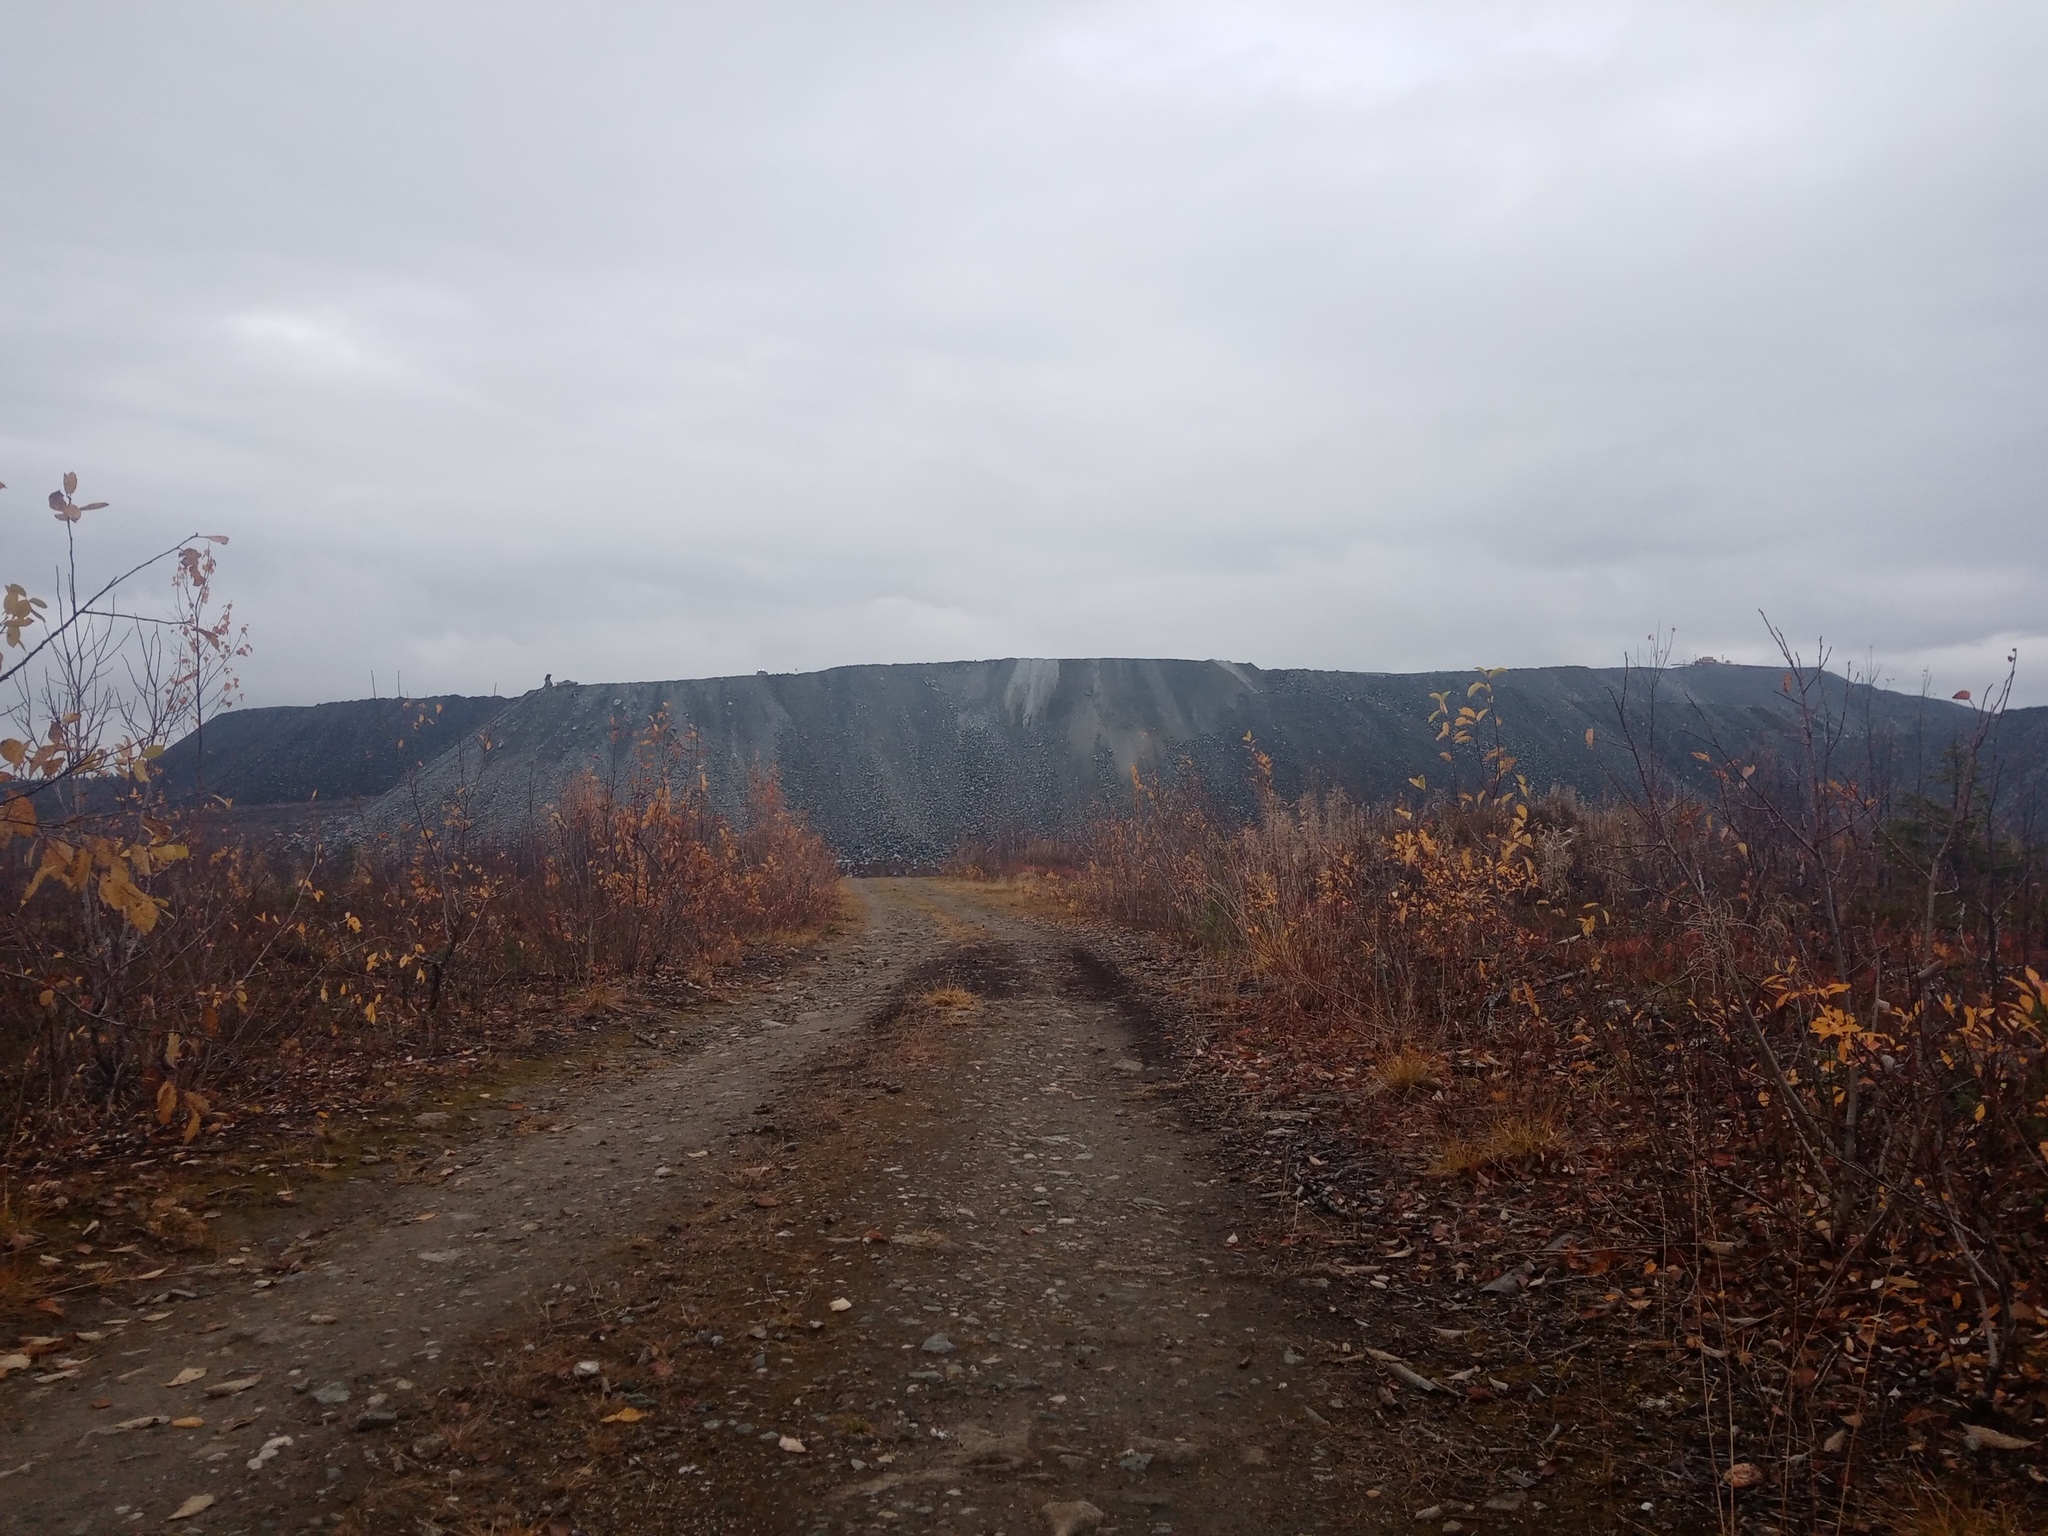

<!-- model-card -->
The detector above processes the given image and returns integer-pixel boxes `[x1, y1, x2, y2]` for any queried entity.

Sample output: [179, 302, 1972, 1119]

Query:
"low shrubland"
[1017, 658, 2048, 1524]
[0, 477, 840, 1169]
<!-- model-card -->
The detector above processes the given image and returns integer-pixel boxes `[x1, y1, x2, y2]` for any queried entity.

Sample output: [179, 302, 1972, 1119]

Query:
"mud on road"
[2, 880, 1549, 1535]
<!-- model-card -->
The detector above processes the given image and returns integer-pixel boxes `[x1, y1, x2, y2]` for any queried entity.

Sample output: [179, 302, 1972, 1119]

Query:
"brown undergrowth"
[2, 476, 844, 1196]
[0, 924, 840, 1350]
[970, 654, 2048, 1533]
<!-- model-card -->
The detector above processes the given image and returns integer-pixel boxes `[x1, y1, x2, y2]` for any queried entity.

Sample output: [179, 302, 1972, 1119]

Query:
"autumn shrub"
[0, 757, 838, 1150]
[502, 714, 840, 982]
[0, 475, 841, 1158]
[1059, 651, 2048, 1480]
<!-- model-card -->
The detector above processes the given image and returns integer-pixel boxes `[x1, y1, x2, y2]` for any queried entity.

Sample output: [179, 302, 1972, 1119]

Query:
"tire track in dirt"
[0, 886, 940, 1535]
[351, 881, 1394, 1535]
[7, 880, 1408, 1535]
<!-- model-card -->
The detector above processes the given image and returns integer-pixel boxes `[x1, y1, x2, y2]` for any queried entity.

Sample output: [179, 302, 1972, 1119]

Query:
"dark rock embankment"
[154, 658, 2048, 870]
[151, 694, 510, 806]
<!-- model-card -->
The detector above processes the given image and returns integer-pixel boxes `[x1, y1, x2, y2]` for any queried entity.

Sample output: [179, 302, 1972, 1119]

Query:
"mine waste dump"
[147, 655, 2048, 868]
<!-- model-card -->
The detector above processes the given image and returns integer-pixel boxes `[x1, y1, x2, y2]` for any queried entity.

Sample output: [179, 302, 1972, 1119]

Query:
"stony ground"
[2, 880, 1587, 1536]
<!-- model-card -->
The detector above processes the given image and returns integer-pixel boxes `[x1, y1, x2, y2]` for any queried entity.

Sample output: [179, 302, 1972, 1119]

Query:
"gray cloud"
[4, 1, 2044, 704]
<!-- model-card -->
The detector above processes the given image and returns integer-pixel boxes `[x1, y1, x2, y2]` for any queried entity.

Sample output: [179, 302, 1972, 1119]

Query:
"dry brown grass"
[1893, 1490, 2042, 1536]
[575, 981, 630, 1019]
[144, 1197, 213, 1252]
[1430, 1111, 1570, 1178]
[916, 986, 980, 1014]
[1370, 1046, 1441, 1096]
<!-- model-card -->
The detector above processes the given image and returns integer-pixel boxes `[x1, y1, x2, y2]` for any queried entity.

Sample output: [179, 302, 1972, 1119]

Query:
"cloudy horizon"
[5, 2, 2045, 707]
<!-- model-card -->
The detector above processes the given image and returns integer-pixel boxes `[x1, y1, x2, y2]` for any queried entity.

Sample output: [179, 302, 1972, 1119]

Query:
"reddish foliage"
[1010, 659, 2048, 1523]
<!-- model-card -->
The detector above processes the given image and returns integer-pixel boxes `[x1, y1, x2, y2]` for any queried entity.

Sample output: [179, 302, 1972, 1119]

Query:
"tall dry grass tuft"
[1430, 1110, 1571, 1178]
[1370, 1046, 1442, 1096]
[1893, 1491, 2041, 1536]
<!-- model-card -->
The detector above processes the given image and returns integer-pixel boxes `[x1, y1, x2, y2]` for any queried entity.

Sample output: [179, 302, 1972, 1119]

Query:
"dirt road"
[1, 880, 1439, 1535]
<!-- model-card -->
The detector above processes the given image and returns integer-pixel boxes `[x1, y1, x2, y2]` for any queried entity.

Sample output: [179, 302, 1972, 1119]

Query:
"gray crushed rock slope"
[161, 658, 2042, 869]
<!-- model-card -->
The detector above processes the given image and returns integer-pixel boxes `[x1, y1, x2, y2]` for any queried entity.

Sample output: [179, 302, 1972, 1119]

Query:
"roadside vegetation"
[966, 656, 2048, 1530]
[0, 475, 840, 1182]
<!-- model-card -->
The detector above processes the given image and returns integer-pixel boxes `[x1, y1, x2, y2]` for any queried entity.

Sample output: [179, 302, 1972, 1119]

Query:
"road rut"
[3, 881, 1392, 1535]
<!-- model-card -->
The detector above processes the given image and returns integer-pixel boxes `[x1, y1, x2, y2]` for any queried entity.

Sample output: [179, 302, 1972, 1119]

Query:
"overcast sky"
[4, 2, 2045, 707]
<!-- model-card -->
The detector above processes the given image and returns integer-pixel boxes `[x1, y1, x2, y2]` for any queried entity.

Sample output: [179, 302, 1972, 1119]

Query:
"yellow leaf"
[182, 1106, 202, 1145]
[101, 870, 161, 932]
[165, 1031, 183, 1068]
[155, 1079, 179, 1126]
[22, 842, 75, 901]
[602, 1406, 646, 1423]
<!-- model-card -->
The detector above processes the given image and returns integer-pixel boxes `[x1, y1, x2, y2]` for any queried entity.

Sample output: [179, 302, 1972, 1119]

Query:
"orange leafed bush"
[0, 476, 841, 1149]
[1051, 651, 2048, 1453]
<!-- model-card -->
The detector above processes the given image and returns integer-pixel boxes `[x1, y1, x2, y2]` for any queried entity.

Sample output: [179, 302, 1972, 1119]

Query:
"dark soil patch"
[869, 942, 1035, 1026]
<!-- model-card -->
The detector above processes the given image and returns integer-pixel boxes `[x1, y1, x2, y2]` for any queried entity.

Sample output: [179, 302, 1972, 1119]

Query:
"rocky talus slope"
[153, 659, 2045, 868]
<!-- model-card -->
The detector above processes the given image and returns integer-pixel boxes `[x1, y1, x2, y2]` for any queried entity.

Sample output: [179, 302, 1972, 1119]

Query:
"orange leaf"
[0, 792, 33, 839]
